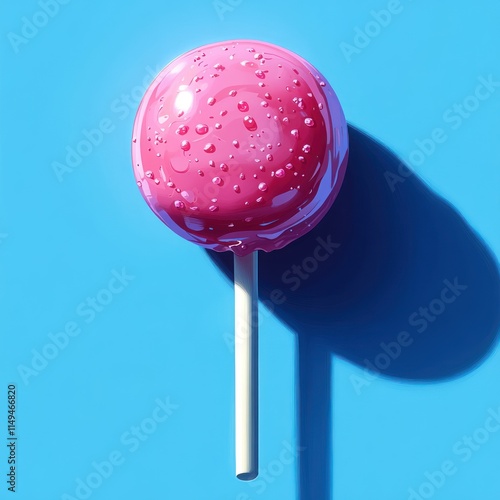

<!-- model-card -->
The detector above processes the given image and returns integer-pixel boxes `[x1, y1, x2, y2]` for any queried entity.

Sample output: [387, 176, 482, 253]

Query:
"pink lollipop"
[132, 40, 348, 480]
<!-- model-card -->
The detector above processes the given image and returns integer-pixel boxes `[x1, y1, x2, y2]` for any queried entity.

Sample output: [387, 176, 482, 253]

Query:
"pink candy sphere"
[132, 40, 348, 255]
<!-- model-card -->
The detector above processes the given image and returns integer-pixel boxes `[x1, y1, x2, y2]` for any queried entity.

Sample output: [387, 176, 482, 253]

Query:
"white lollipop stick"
[234, 251, 259, 480]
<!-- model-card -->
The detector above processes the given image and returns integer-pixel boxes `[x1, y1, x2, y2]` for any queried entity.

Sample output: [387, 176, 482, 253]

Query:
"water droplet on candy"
[238, 101, 249, 112]
[195, 124, 209, 135]
[243, 116, 257, 131]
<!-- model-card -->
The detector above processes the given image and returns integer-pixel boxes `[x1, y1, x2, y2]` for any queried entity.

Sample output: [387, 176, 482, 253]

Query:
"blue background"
[1, 0, 499, 499]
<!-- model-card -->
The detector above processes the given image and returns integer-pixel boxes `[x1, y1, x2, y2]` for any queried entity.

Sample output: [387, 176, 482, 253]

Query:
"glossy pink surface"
[132, 40, 348, 255]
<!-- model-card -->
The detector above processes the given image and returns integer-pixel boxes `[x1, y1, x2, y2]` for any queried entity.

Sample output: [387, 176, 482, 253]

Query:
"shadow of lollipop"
[206, 125, 500, 499]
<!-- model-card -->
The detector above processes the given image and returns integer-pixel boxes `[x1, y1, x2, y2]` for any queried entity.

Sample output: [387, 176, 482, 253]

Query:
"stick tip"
[236, 470, 258, 481]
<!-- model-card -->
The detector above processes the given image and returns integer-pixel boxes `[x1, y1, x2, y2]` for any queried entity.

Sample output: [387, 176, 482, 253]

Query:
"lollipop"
[131, 40, 348, 480]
